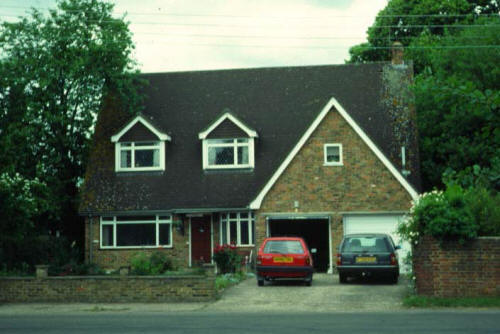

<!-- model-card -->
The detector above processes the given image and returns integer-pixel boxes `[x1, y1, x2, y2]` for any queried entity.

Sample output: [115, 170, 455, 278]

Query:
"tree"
[0, 0, 142, 250]
[346, 0, 500, 192]
[346, 0, 499, 67]
[412, 18, 500, 190]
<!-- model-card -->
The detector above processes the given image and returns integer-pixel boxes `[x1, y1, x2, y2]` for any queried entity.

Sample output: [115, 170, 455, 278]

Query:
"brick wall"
[256, 110, 412, 253]
[85, 214, 190, 270]
[0, 275, 215, 303]
[413, 236, 500, 297]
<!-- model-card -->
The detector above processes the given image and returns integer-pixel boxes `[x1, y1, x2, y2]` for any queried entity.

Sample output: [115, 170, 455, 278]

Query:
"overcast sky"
[1, 0, 387, 72]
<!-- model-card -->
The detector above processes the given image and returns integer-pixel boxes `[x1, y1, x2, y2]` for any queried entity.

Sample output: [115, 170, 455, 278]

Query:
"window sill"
[100, 245, 173, 250]
[323, 163, 343, 167]
[204, 168, 254, 174]
[116, 171, 165, 176]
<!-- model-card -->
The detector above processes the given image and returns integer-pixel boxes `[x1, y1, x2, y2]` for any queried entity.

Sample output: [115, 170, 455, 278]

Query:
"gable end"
[111, 115, 171, 143]
[198, 112, 258, 140]
[207, 119, 249, 139]
[249, 97, 419, 210]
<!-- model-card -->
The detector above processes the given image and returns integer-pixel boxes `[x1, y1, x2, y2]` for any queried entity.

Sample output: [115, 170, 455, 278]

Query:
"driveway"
[206, 273, 409, 313]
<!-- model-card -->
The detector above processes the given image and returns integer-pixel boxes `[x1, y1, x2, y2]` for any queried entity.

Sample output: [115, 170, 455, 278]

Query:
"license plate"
[356, 256, 376, 263]
[273, 256, 293, 263]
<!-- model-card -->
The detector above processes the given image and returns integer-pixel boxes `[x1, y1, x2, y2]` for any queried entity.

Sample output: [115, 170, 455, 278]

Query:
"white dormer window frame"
[198, 112, 258, 140]
[202, 138, 255, 169]
[115, 141, 165, 172]
[324, 143, 343, 166]
[199, 112, 258, 170]
[111, 115, 170, 172]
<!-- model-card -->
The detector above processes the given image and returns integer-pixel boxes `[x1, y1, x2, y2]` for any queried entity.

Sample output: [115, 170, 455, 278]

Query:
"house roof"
[79, 63, 421, 215]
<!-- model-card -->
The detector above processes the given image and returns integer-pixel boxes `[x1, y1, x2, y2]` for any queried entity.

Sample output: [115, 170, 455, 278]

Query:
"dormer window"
[119, 141, 161, 170]
[206, 138, 251, 168]
[111, 114, 171, 172]
[199, 110, 258, 170]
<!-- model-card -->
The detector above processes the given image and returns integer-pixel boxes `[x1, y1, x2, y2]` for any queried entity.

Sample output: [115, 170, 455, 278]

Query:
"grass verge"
[403, 295, 500, 308]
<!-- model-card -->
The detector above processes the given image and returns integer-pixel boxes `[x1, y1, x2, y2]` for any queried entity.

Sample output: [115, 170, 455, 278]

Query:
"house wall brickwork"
[256, 110, 413, 261]
[413, 236, 500, 297]
[85, 215, 190, 270]
[0, 275, 215, 303]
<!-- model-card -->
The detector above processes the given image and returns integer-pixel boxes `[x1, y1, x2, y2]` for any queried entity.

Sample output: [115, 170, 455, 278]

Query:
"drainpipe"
[88, 213, 93, 264]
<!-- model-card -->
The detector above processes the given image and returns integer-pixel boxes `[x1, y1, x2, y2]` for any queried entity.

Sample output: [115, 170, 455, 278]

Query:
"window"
[324, 143, 343, 166]
[115, 141, 165, 172]
[203, 138, 254, 169]
[100, 215, 172, 248]
[220, 212, 255, 246]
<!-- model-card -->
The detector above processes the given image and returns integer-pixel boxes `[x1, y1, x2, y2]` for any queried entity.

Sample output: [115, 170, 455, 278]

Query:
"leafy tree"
[347, 0, 499, 66]
[412, 18, 500, 190]
[0, 0, 142, 250]
[347, 0, 500, 193]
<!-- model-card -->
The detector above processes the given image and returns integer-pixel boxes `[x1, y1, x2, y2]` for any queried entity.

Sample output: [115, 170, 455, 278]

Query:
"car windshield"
[341, 236, 391, 253]
[263, 240, 304, 254]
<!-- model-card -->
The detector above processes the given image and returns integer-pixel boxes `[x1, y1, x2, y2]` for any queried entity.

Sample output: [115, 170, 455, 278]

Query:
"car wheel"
[390, 274, 398, 285]
[305, 280, 312, 287]
[339, 273, 347, 284]
[257, 279, 264, 287]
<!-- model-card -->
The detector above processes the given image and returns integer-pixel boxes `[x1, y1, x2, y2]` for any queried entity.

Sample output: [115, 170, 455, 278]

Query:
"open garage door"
[343, 214, 411, 273]
[268, 218, 330, 272]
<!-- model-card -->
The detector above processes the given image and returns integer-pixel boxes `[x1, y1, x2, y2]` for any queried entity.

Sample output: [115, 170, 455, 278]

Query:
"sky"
[0, 0, 388, 72]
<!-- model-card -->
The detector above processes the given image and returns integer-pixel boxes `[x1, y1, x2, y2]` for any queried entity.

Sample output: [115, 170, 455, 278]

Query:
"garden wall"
[0, 274, 215, 303]
[413, 236, 500, 297]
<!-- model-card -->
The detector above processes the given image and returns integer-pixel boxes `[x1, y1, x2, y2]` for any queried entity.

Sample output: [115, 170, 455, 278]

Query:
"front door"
[191, 216, 212, 265]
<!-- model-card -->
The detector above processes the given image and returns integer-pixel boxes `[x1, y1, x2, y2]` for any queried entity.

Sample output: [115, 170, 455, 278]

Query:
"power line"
[132, 31, 495, 41]
[1, 14, 498, 29]
[1, 5, 498, 19]
[2, 34, 496, 50]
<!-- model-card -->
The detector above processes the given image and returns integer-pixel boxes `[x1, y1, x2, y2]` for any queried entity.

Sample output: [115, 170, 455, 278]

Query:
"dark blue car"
[336, 233, 400, 284]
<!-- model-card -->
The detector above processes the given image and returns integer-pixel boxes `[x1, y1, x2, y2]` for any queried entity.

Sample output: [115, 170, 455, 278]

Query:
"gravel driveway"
[207, 273, 409, 313]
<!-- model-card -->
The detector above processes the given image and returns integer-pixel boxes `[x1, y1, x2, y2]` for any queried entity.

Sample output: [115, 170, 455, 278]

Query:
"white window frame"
[100, 215, 173, 249]
[219, 212, 255, 247]
[202, 138, 255, 169]
[115, 141, 165, 172]
[324, 143, 343, 166]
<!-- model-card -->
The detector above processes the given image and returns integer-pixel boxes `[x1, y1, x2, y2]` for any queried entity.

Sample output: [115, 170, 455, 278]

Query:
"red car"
[256, 237, 314, 286]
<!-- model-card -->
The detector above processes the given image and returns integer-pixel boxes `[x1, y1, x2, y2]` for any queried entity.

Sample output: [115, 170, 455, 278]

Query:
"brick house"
[79, 61, 420, 273]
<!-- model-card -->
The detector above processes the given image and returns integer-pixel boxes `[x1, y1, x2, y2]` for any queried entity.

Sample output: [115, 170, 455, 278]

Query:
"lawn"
[404, 295, 500, 308]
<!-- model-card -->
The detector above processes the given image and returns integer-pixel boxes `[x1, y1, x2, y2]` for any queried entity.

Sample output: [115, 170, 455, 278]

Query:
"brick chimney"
[391, 41, 404, 65]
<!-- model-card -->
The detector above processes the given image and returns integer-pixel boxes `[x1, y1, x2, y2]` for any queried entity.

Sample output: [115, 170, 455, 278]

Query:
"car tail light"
[390, 253, 397, 265]
[256, 255, 262, 265]
[305, 256, 311, 266]
[336, 253, 341, 266]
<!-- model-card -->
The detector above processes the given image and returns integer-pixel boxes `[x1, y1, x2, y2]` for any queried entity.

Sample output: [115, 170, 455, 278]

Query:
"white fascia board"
[249, 98, 336, 210]
[111, 115, 171, 142]
[198, 112, 258, 140]
[332, 99, 419, 201]
[249, 97, 418, 210]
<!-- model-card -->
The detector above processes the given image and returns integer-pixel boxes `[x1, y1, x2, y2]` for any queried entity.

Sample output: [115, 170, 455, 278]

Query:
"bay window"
[100, 215, 172, 248]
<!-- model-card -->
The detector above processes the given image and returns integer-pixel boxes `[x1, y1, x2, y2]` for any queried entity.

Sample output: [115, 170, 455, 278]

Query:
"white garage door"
[343, 214, 411, 273]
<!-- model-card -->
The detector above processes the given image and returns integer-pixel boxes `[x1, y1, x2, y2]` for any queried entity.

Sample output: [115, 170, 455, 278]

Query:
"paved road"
[1, 311, 499, 333]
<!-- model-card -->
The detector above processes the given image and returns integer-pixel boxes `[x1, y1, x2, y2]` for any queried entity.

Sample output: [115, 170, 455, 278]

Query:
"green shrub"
[149, 251, 173, 274]
[130, 251, 173, 275]
[465, 187, 500, 236]
[398, 185, 477, 245]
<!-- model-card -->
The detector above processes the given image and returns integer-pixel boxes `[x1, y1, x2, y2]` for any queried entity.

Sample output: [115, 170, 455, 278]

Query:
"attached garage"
[343, 214, 411, 272]
[266, 216, 331, 273]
